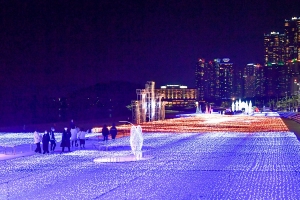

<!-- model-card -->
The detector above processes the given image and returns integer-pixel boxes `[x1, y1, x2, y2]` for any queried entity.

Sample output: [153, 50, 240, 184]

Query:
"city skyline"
[1, 0, 300, 99]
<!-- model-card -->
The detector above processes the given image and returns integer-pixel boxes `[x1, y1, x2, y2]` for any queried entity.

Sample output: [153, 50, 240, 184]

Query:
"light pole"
[119, 121, 134, 137]
[119, 121, 134, 126]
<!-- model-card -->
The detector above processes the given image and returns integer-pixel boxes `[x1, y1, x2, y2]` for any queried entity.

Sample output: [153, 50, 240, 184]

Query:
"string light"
[0, 115, 299, 199]
[115, 115, 289, 133]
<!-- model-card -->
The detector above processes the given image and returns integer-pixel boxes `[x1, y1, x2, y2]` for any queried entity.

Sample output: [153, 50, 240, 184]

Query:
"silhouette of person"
[110, 123, 118, 140]
[60, 127, 71, 153]
[102, 124, 109, 141]
[50, 127, 56, 152]
[42, 130, 50, 154]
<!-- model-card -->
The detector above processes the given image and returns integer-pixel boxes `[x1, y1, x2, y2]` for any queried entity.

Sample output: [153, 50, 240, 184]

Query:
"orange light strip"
[115, 115, 289, 133]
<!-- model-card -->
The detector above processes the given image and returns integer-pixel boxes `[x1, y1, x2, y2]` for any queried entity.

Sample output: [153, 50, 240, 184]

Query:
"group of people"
[33, 119, 119, 154]
[102, 123, 118, 141]
[33, 119, 88, 154]
[33, 127, 57, 154]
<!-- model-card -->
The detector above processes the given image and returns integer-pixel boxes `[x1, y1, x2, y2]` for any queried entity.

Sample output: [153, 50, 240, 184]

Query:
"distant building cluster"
[196, 58, 233, 102]
[195, 17, 300, 103]
[132, 83, 198, 121]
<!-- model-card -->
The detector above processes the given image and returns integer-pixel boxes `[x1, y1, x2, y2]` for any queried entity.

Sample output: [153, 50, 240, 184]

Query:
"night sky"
[1, 0, 300, 98]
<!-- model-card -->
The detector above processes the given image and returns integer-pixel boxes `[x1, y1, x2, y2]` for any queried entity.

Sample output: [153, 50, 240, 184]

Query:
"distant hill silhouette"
[58, 81, 144, 123]
[0, 81, 144, 127]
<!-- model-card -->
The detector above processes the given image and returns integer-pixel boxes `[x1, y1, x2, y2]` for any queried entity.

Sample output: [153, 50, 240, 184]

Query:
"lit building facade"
[195, 58, 233, 102]
[265, 64, 287, 97]
[264, 32, 285, 65]
[244, 64, 256, 98]
[155, 85, 197, 109]
[218, 58, 233, 100]
[233, 68, 243, 99]
[243, 63, 265, 98]
[254, 64, 265, 97]
[284, 17, 300, 62]
[263, 17, 300, 97]
[195, 59, 217, 101]
[287, 61, 300, 95]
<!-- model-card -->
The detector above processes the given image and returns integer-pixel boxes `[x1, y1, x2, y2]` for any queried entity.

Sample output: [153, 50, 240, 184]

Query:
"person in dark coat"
[42, 130, 50, 154]
[50, 127, 56, 152]
[102, 124, 109, 141]
[60, 127, 71, 153]
[110, 123, 118, 140]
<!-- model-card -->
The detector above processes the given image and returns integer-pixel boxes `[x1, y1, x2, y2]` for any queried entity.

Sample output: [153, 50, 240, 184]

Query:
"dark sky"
[1, 0, 300, 97]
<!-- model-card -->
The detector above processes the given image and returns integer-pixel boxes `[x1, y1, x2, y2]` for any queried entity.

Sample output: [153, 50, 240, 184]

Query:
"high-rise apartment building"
[265, 64, 286, 97]
[264, 32, 285, 65]
[195, 58, 217, 102]
[195, 58, 233, 102]
[233, 69, 243, 99]
[254, 64, 265, 97]
[218, 58, 233, 100]
[287, 61, 300, 95]
[244, 64, 256, 98]
[243, 63, 265, 98]
[263, 17, 300, 97]
[284, 17, 300, 62]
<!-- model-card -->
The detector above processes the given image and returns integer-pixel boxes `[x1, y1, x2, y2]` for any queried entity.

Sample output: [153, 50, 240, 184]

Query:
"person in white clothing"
[70, 126, 78, 147]
[78, 129, 86, 148]
[33, 131, 42, 153]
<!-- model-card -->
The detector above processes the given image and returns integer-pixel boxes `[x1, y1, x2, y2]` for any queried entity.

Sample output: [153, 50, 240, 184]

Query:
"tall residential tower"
[263, 17, 300, 97]
[195, 58, 233, 102]
[284, 17, 300, 62]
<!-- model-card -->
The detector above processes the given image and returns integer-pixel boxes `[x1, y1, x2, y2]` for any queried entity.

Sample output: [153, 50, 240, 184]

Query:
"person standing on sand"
[78, 128, 86, 148]
[110, 123, 118, 140]
[60, 127, 71, 153]
[102, 124, 109, 141]
[33, 131, 42, 153]
[49, 127, 56, 152]
[70, 119, 77, 147]
[71, 126, 78, 148]
[42, 130, 50, 154]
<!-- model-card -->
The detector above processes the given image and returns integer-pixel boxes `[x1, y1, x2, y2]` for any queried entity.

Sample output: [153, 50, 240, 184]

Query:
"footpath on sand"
[282, 118, 300, 140]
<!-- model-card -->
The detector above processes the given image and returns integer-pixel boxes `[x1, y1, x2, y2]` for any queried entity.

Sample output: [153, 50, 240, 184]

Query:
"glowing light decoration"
[249, 100, 253, 114]
[232, 99, 253, 113]
[117, 114, 289, 134]
[130, 125, 144, 160]
[0, 115, 300, 199]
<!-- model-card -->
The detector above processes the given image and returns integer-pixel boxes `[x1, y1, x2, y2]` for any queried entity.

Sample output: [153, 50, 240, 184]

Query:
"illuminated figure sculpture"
[232, 101, 235, 112]
[130, 125, 143, 160]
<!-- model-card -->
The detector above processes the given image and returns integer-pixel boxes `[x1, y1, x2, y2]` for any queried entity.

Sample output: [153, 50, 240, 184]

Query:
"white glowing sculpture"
[233, 99, 255, 115]
[196, 102, 200, 113]
[130, 125, 144, 160]
[232, 102, 235, 112]
[205, 105, 209, 114]
[245, 101, 248, 114]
